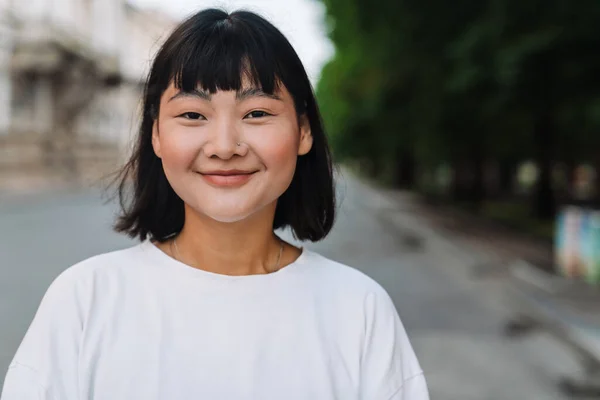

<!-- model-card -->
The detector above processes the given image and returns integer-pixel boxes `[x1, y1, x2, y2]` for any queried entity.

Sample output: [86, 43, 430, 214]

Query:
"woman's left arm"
[359, 285, 430, 400]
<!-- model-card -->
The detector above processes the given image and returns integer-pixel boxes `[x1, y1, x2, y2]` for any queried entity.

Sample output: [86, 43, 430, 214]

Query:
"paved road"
[0, 172, 585, 399]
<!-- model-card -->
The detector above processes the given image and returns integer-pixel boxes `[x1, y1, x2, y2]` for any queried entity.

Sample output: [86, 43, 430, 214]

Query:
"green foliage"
[317, 0, 600, 214]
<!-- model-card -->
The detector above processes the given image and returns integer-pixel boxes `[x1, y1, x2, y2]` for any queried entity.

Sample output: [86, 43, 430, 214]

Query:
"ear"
[151, 120, 162, 159]
[297, 114, 313, 156]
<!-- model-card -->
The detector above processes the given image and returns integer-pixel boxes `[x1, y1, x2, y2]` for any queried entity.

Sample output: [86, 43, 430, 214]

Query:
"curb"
[504, 260, 600, 394]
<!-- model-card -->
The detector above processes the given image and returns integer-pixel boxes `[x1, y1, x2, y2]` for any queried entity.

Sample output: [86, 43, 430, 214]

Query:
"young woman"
[1, 8, 429, 400]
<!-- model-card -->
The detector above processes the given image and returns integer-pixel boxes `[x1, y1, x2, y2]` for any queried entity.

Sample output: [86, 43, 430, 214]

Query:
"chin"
[184, 191, 279, 224]
[196, 203, 261, 224]
[206, 212, 253, 224]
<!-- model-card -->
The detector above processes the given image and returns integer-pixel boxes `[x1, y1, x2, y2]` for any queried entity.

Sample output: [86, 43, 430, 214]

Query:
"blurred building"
[0, 0, 175, 192]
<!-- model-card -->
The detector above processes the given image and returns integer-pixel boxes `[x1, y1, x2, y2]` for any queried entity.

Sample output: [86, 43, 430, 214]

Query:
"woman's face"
[152, 79, 313, 223]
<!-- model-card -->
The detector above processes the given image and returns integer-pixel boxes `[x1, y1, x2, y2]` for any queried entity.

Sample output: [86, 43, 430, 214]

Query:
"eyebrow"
[236, 87, 282, 102]
[168, 87, 282, 102]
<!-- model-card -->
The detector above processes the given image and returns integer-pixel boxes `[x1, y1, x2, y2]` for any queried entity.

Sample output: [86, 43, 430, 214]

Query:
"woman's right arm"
[2, 363, 53, 400]
[1, 267, 86, 400]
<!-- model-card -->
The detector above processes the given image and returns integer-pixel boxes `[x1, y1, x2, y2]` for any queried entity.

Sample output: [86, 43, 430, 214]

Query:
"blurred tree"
[317, 0, 600, 218]
[492, 0, 600, 216]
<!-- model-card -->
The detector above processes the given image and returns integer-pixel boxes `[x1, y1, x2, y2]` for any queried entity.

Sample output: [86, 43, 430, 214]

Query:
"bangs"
[168, 18, 281, 94]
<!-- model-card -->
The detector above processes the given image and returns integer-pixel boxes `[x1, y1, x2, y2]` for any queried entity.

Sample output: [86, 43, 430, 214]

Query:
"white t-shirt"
[2, 241, 428, 400]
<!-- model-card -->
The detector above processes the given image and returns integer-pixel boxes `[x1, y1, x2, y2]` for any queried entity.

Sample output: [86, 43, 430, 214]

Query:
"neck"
[172, 203, 283, 276]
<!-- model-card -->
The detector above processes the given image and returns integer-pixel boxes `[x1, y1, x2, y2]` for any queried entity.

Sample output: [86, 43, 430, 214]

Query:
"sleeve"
[387, 373, 429, 400]
[1, 363, 53, 400]
[1, 268, 86, 400]
[359, 286, 430, 400]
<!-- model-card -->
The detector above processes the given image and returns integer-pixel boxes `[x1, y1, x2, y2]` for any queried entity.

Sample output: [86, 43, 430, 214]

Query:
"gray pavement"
[0, 172, 588, 399]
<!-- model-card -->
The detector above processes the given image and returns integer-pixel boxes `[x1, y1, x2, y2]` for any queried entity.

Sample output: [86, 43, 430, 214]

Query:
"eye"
[244, 110, 272, 119]
[178, 112, 205, 120]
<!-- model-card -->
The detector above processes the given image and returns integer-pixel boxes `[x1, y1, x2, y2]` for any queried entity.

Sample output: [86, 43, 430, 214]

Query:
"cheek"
[257, 126, 299, 172]
[158, 124, 199, 169]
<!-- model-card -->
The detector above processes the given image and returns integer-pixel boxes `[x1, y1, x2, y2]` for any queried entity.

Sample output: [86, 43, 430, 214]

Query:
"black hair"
[113, 8, 335, 242]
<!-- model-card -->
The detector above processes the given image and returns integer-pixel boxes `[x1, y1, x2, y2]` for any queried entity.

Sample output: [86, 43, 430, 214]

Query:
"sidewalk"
[343, 173, 587, 398]
[387, 190, 554, 273]
[375, 186, 600, 396]
[506, 261, 600, 396]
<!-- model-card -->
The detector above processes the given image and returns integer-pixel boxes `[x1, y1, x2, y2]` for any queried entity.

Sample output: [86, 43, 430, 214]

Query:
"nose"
[202, 118, 247, 159]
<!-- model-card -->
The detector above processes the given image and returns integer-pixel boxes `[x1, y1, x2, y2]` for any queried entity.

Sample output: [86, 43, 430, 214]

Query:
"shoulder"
[41, 242, 147, 305]
[298, 250, 406, 339]
[301, 250, 386, 288]
[55, 242, 146, 282]
[18, 243, 148, 346]
[298, 249, 393, 302]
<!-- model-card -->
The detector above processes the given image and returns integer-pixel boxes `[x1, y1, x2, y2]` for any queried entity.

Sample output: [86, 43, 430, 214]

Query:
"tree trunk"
[364, 155, 382, 179]
[469, 151, 485, 210]
[450, 160, 470, 202]
[450, 161, 462, 201]
[532, 112, 556, 219]
[531, 54, 556, 220]
[394, 149, 416, 189]
[564, 160, 577, 202]
[498, 159, 516, 198]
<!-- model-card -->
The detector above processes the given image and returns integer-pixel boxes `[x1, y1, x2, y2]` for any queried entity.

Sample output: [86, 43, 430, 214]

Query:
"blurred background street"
[2, 0, 600, 398]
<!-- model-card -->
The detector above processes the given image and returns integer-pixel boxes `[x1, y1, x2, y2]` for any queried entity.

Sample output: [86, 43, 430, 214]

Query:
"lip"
[201, 169, 255, 176]
[198, 170, 257, 187]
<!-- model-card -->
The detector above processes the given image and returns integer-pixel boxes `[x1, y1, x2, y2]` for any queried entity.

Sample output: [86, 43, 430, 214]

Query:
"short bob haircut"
[113, 8, 336, 243]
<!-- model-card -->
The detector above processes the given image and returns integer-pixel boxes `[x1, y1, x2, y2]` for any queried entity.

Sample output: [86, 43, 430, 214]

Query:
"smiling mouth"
[201, 170, 256, 176]
[197, 170, 258, 187]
